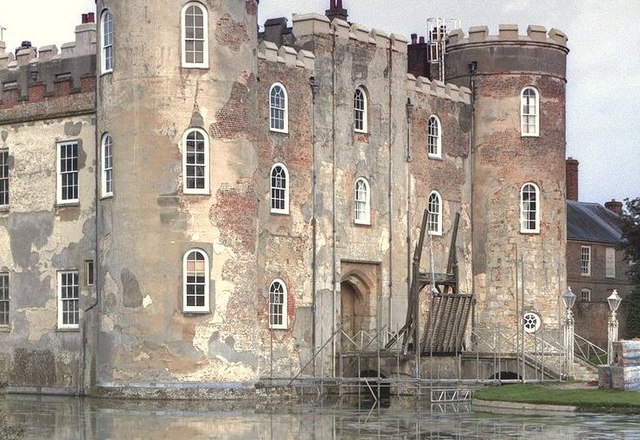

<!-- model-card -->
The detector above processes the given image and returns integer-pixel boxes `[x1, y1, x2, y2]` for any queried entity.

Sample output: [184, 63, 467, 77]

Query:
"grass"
[474, 383, 640, 414]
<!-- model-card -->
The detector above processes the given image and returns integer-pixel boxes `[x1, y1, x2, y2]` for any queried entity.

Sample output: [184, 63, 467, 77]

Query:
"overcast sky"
[2, 0, 639, 205]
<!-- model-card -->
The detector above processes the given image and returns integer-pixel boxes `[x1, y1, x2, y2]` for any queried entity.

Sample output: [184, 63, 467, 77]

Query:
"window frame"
[354, 87, 368, 133]
[427, 190, 442, 236]
[0, 150, 8, 208]
[520, 86, 539, 137]
[182, 249, 210, 313]
[57, 271, 80, 330]
[101, 133, 113, 198]
[520, 182, 540, 234]
[580, 288, 591, 302]
[181, 2, 209, 69]
[0, 273, 8, 327]
[581, 245, 591, 277]
[605, 247, 616, 278]
[427, 115, 442, 158]
[100, 9, 113, 74]
[56, 141, 79, 205]
[269, 83, 289, 133]
[354, 177, 371, 225]
[269, 279, 288, 330]
[270, 163, 289, 214]
[182, 128, 210, 194]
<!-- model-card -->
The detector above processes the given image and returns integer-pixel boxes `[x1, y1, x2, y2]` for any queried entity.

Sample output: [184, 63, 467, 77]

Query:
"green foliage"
[620, 197, 640, 285]
[625, 289, 640, 338]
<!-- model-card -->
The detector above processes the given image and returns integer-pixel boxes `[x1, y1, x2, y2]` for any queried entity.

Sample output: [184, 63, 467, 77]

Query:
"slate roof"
[566, 200, 624, 244]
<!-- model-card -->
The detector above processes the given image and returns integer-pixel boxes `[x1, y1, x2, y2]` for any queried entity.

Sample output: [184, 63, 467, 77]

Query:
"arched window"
[427, 191, 442, 235]
[182, 128, 209, 194]
[183, 249, 210, 312]
[181, 2, 209, 68]
[521, 87, 539, 136]
[101, 133, 113, 198]
[427, 115, 441, 158]
[520, 182, 540, 233]
[270, 163, 289, 214]
[100, 9, 113, 73]
[354, 87, 368, 133]
[354, 177, 370, 225]
[269, 279, 287, 329]
[269, 83, 288, 133]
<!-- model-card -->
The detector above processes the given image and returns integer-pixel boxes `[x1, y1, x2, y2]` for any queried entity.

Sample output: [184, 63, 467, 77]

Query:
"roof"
[567, 200, 625, 245]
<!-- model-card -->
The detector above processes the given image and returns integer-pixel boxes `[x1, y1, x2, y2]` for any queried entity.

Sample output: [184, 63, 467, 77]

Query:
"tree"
[621, 197, 640, 337]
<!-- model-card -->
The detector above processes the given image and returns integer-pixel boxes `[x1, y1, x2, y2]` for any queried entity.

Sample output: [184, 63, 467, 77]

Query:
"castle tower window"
[269, 279, 288, 329]
[427, 191, 442, 235]
[181, 2, 209, 68]
[58, 271, 79, 329]
[520, 87, 539, 137]
[581, 288, 591, 302]
[100, 10, 113, 73]
[0, 150, 8, 208]
[581, 246, 591, 276]
[0, 273, 8, 327]
[520, 183, 540, 233]
[354, 87, 368, 133]
[354, 177, 371, 225]
[270, 163, 289, 214]
[57, 141, 79, 205]
[427, 115, 442, 158]
[101, 133, 113, 198]
[269, 83, 288, 133]
[183, 249, 210, 313]
[182, 128, 209, 194]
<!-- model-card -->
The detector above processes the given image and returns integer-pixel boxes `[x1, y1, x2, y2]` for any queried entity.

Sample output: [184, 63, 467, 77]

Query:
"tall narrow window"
[181, 2, 209, 68]
[182, 128, 209, 194]
[58, 271, 79, 329]
[0, 150, 8, 207]
[606, 247, 616, 278]
[183, 249, 210, 312]
[269, 83, 288, 133]
[521, 87, 539, 136]
[101, 133, 113, 198]
[57, 141, 79, 204]
[269, 279, 287, 329]
[354, 177, 370, 225]
[0, 273, 8, 327]
[270, 163, 289, 214]
[520, 183, 540, 233]
[581, 246, 591, 276]
[354, 87, 368, 133]
[580, 288, 591, 302]
[100, 10, 113, 73]
[427, 191, 442, 235]
[427, 115, 441, 158]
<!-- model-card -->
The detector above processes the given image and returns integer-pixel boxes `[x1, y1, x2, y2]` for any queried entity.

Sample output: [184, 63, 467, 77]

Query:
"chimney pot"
[605, 199, 623, 215]
[411, 33, 417, 44]
[419, 36, 425, 44]
[565, 158, 579, 201]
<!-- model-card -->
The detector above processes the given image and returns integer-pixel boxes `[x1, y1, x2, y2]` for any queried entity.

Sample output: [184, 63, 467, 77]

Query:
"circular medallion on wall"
[523, 312, 541, 333]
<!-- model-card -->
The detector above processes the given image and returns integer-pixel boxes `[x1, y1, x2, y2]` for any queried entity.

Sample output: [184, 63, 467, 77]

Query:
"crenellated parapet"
[447, 24, 568, 51]
[258, 41, 315, 70]
[406, 74, 471, 105]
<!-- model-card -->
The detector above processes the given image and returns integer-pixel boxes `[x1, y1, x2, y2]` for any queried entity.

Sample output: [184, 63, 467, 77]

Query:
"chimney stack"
[325, 0, 348, 22]
[605, 199, 623, 215]
[565, 157, 579, 201]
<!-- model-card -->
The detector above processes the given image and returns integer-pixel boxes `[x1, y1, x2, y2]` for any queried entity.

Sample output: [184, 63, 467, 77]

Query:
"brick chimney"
[408, 34, 430, 78]
[605, 199, 623, 215]
[565, 157, 579, 201]
[81, 13, 95, 24]
[325, 0, 348, 22]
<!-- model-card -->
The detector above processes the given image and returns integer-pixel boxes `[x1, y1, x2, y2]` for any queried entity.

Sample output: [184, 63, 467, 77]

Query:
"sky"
[2, 0, 639, 205]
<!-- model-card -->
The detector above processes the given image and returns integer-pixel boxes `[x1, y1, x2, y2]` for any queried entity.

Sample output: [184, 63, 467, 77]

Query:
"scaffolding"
[426, 18, 461, 82]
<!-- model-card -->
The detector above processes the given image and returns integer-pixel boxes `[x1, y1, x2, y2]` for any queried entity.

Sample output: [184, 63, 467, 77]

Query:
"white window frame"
[580, 288, 591, 302]
[57, 141, 79, 205]
[181, 2, 209, 69]
[520, 182, 540, 234]
[606, 247, 616, 278]
[269, 279, 288, 330]
[427, 191, 442, 235]
[183, 249, 210, 313]
[100, 9, 113, 74]
[0, 150, 8, 208]
[0, 273, 8, 327]
[581, 245, 591, 277]
[182, 128, 210, 194]
[521, 87, 539, 137]
[427, 115, 442, 158]
[269, 83, 288, 133]
[523, 312, 541, 333]
[101, 133, 113, 198]
[270, 163, 289, 214]
[354, 177, 370, 225]
[354, 87, 368, 133]
[57, 271, 79, 329]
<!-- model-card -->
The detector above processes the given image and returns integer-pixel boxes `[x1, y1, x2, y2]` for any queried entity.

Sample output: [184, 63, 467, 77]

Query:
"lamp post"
[562, 287, 576, 378]
[607, 289, 622, 365]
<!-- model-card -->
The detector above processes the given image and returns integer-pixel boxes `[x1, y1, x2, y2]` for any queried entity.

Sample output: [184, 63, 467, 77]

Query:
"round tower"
[94, 0, 261, 391]
[445, 25, 569, 336]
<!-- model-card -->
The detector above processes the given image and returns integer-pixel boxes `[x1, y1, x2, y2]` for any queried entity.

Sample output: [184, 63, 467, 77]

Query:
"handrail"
[574, 333, 607, 367]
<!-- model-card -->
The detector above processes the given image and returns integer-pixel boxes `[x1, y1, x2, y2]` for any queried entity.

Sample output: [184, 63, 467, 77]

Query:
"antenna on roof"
[426, 18, 460, 82]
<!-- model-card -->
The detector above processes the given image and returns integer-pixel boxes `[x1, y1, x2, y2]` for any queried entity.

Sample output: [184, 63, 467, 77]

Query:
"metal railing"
[574, 333, 608, 367]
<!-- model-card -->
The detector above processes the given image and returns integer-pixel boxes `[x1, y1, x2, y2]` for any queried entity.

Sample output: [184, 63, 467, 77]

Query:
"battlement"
[447, 24, 568, 50]
[291, 13, 408, 53]
[406, 74, 471, 104]
[258, 41, 315, 70]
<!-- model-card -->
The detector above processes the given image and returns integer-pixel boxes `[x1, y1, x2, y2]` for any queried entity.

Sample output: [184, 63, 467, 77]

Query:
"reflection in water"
[3, 393, 639, 439]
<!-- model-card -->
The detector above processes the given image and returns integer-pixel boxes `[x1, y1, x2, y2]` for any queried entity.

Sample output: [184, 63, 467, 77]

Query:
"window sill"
[0, 326, 10, 333]
[100, 70, 113, 77]
[100, 194, 114, 201]
[580, 274, 591, 277]
[181, 65, 210, 70]
[427, 154, 442, 160]
[0, 205, 8, 213]
[56, 327, 80, 332]
[183, 310, 211, 316]
[269, 128, 289, 135]
[521, 134, 539, 138]
[56, 202, 80, 208]
[183, 191, 211, 196]
[271, 210, 290, 216]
